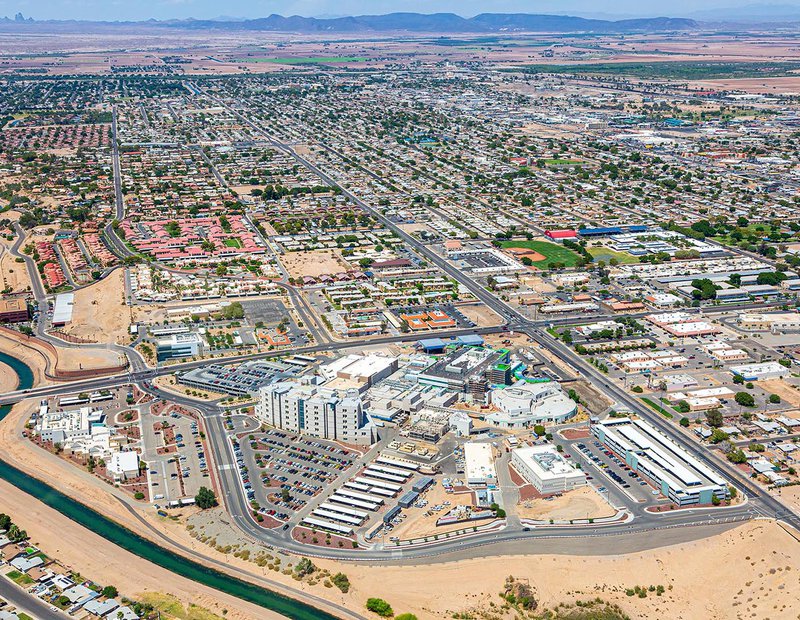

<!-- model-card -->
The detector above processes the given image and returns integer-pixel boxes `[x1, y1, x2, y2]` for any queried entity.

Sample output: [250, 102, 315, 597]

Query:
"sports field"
[500, 239, 581, 267]
[587, 247, 639, 264]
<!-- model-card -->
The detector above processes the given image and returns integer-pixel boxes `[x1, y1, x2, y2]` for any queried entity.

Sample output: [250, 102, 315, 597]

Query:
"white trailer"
[319, 502, 369, 519]
[354, 476, 401, 492]
[376, 456, 420, 471]
[363, 469, 406, 483]
[336, 488, 385, 505]
[330, 494, 379, 511]
[312, 508, 363, 526]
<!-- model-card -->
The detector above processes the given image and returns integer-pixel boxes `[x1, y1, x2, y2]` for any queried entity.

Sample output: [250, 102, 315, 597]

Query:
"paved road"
[0, 576, 65, 620]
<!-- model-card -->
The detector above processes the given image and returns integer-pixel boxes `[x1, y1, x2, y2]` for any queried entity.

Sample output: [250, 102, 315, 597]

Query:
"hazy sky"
[3, 0, 800, 21]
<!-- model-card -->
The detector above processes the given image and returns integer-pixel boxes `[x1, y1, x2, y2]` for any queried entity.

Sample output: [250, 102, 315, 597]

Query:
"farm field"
[235, 56, 367, 64]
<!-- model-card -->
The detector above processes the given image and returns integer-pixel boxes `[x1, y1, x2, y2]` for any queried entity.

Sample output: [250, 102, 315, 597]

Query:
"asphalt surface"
[0, 576, 65, 620]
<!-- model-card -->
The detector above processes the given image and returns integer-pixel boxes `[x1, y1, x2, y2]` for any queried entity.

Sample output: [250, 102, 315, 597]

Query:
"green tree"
[735, 392, 755, 407]
[101, 585, 118, 598]
[768, 394, 781, 404]
[195, 486, 218, 509]
[705, 408, 723, 428]
[679, 417, 690, 428]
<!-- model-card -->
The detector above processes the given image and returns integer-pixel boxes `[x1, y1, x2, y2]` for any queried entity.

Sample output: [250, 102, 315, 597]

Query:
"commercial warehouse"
[592, 417, 729, 506]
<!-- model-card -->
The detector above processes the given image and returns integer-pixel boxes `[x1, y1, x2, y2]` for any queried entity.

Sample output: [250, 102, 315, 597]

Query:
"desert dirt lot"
[516, 486, 616, 521]
[0, 360, 19, 392]
[279, 248, 351, 279]
[759, 378, 800, 408]
[340, 520, 800, 620]
[389, 483, 476, 540]
[457, 302, 504, 327]
[0, 327, 124, 378]
[0, 239, 31, 294]
[62, 268, 131, 344]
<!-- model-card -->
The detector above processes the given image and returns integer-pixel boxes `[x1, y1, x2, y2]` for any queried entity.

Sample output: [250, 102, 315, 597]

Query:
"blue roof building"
[418, 338, 447, 353]
[457, 334, 485, 347]
[578, 227, 623, 237]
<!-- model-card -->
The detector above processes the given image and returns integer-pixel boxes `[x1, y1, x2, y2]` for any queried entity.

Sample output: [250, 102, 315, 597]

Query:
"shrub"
[366, 598, 393, 617]
[331, 572, 350, 593]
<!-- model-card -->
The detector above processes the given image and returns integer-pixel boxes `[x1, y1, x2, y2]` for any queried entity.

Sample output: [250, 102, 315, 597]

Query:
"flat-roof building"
[52, 292, 74, 326]
[157, 332, 204, 361]
[511, 445, 586, 494]
[0, 297, 28, 323]
[592, 417, 728, 506]
[730, 361, 789, 381]
[464, 441, 496, 488]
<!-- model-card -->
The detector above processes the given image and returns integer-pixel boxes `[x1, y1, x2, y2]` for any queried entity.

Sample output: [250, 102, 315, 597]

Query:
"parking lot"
[562, 437, 661, 506]
[143, 408, 210, 505]
[234, 429, 360, 523]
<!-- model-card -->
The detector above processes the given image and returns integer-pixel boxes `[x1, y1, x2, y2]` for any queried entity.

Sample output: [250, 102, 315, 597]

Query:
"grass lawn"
[236, 56, 366, 65]
[6, 570, 34, 585]
[223, 237, 242, 248]
[642, 397, 674, 419]
[587, 246, 640, 264]
[500, 239, 581, 268]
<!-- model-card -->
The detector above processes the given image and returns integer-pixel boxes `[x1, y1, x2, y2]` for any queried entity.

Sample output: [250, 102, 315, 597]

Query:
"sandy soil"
[389, 484, 476, 540]
[457, 302, 505, 327]
[759, 379, 800, 408]
[520, 274, 558, 293]
[279, 249, 350, 279]
[341, 520, 800, 620]
[64, 269, 132, 344]
[0, 239, 32, 294]
[54, 346, 127, 372]
[0, 332, 49, 385]
[0, 478, 284, 620]
[517, 486, 615, 521]
[693, 77, 800, 94]
[0, 360, 19, 391]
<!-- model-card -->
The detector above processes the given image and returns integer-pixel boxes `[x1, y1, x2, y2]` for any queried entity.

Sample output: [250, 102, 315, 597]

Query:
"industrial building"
[319, 353, 398, 391]
[592, 417, 729, 506]
[511, 445, 586, 494]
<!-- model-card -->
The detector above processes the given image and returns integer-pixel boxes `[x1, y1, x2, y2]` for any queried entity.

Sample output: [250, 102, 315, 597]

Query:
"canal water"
[0, 351, 338, 620]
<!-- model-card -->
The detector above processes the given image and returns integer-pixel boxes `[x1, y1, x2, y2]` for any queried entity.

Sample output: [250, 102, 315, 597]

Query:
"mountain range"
[0, 12, 699, 34]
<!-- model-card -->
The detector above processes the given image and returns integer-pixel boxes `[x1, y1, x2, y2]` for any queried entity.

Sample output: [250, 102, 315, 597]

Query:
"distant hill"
[0, 12, 699, 34]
